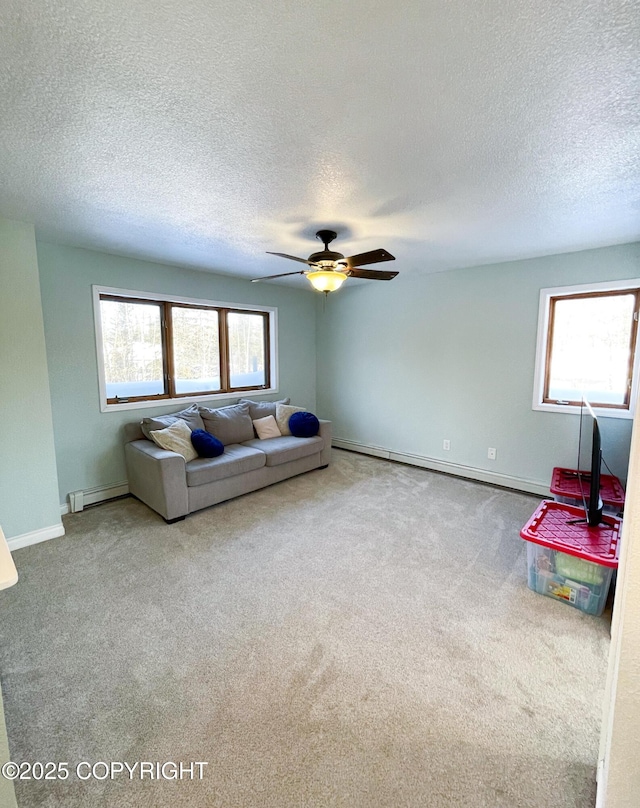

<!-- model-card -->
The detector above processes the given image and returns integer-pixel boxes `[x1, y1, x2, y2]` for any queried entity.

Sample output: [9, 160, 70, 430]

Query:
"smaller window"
[101, 298, 165, 400]
[227, 310, 268, 389]
[533, 280, 640, 417]
[170, 305, 221, 395]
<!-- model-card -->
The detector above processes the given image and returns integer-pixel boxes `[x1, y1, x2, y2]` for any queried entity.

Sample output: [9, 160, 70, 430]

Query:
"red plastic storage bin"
[520, 500, 621, 615]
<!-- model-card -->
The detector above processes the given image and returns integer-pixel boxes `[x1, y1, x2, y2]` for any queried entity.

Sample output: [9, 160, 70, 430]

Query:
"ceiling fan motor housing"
[308, 250, 345, 265]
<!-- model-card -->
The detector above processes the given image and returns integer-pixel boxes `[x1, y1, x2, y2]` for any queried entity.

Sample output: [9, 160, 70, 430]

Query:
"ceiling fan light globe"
[307, 270, 347, 293]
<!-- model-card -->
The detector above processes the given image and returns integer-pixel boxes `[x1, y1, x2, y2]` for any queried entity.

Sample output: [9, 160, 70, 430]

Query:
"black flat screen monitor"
[577, 399, 604, 527]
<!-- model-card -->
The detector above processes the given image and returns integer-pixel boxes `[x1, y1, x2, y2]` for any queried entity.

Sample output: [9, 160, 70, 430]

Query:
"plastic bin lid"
[550, 467, 625, 507]
[520, 500, 620, 568]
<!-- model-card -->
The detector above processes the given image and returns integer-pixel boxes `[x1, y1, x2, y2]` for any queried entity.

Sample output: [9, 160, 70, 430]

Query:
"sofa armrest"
[318, 419, 332, 466]
[125, 440, 188, 521]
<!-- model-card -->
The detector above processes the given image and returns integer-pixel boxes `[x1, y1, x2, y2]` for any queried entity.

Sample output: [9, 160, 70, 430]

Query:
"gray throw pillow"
[199, 402, 254, 445]
[238, 397, 290, 420]
[141, 404, 204, 440]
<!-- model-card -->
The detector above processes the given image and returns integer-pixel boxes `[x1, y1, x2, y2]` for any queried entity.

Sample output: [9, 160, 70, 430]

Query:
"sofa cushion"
[141, 404, 204, 440]
[199, 402, 254, 445]
[238, 397, 290, 420]
[242, 435, 323, 467]
[289, 411, 320, 438]
[149, 419, 198, 462]
[275, 404, 305, 436]
[185, 444, 266, 487]
[190, 429, 224, 458]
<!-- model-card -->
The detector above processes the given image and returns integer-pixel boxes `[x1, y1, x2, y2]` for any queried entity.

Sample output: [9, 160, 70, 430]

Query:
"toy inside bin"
[521, 500, 620, 616]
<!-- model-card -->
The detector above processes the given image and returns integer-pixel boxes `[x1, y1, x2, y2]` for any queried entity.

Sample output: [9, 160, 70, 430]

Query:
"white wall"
[316, 243, 640, 493]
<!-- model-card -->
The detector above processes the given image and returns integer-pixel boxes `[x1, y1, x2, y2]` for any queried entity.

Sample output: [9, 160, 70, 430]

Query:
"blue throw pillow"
[289, 411, 320, 438]
[191, 429, 224, 458]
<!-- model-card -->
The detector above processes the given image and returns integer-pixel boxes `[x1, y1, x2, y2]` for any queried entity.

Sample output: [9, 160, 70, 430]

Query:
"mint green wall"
[36, 241, 317, 507]
[0, 220, 62, 538]
[32, 238, 640, 510]
[317, 243, 640, 490]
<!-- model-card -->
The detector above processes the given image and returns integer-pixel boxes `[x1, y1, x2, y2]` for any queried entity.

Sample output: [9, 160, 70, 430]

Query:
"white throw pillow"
[149, 419, 198, 462]
[275, 404, 305, 436]
[253, 415, 282, 440]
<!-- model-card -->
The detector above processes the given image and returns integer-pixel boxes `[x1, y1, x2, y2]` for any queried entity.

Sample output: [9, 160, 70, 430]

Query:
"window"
[533, 280, 640, 418]
[94, 287, 276, 410]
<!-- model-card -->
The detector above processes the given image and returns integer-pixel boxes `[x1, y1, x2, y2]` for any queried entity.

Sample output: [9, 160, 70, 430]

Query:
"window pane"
[228, 312, 266, 388]
[547, 294, 635, 405]
[172, 307, 221, 394]
[100, 299, 165, 399]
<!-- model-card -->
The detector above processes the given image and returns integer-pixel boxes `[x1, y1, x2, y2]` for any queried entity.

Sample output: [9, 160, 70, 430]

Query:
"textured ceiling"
[0, 0, 639, 284]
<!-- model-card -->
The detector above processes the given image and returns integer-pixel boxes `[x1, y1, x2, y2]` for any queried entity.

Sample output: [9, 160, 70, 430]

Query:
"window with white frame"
[94, 287, 277, 411]
[533, 279, 640, 417]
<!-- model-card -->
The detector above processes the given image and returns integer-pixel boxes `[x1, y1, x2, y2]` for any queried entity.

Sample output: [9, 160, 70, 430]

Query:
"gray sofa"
[123, 403, 331, 522]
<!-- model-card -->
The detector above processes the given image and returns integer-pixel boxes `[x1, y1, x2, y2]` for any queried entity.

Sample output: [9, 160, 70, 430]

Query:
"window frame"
[93, 286, 278, 412]
[532, 278, 640, 420]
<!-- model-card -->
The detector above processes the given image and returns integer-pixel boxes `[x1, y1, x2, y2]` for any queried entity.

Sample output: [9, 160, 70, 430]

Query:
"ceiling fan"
[252, 230, 398, 293]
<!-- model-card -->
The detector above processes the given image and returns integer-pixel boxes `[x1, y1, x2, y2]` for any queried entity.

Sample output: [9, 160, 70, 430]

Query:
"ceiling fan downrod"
[316, 229, 338, 250]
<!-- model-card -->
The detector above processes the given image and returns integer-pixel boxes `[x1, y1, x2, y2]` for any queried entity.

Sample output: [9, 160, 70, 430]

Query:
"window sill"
[100, 388, 280, 413]
[532, 402, 634, 420]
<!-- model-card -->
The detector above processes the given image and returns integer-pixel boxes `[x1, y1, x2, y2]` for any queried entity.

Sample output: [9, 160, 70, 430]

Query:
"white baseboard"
[7, 522, 65, 552]
[332, 438, 550, 497]
[61, 481, 129, 515]
[595, 758, 606, 808]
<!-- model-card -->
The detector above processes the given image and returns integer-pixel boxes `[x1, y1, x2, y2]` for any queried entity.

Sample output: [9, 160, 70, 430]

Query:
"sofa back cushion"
[200, 402, 254, 446]
[124, 422, 145, 443]
[237, 397, 290, 420]
[141, 404, 204, 440]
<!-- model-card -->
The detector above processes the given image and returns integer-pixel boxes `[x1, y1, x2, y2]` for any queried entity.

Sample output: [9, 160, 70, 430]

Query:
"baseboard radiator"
[332, 438, 550, 497]
[65, 482, 130, 514]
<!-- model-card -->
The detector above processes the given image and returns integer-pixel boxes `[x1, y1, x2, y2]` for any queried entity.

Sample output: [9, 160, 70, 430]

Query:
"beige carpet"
[0, 450, 611, 807]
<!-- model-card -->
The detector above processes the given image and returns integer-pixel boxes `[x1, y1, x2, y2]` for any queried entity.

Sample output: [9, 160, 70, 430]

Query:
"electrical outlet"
[488, 447, 497, 460]
[443, 439, 450, 451]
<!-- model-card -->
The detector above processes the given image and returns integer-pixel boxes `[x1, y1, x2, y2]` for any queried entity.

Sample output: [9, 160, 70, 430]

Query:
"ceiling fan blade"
[343, 248, 395, 268]
[251, 270, 307, 282]
[266, 251, 317, 266]
[346, 268, 399, 281]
